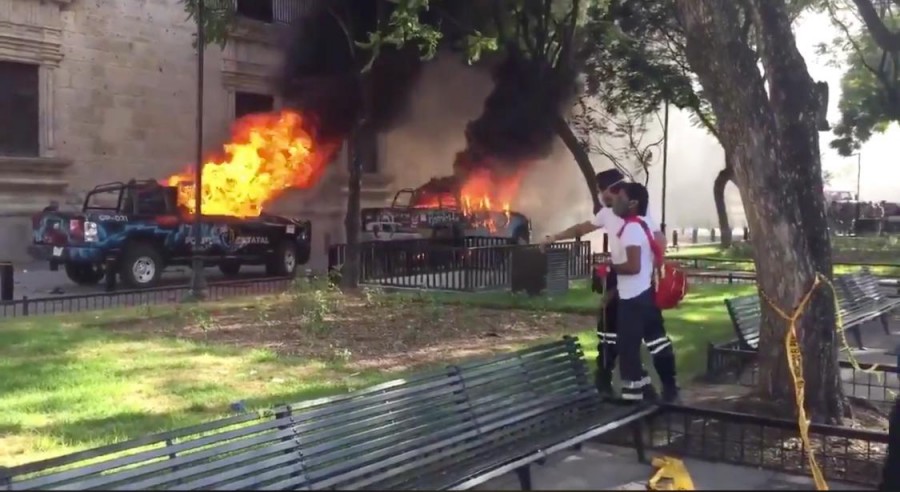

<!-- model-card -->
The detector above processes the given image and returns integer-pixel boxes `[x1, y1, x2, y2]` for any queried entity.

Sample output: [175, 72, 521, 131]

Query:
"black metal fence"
[0, 277, 293, 318]
[600, 404, 888, 487]
[671, 255, 900, 276]
[328, 238, 593, 292]
[706, 340, 900, 410]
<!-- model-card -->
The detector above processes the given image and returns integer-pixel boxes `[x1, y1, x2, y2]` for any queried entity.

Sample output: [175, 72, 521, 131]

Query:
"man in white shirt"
[542, 170, 677, 402]
[608, 182, 678, 402]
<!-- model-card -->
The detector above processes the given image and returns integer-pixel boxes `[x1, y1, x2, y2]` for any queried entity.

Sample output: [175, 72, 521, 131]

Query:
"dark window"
[234, 91, 274, 119]
[0, 61, 39, 156]
[235, 0, 273, 23]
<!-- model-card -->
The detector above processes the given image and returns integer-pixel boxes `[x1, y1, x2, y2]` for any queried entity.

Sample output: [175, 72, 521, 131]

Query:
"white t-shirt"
[611, 218, 655, 299]
[590, 207, 661, 237]
[591, 207, 659, 300]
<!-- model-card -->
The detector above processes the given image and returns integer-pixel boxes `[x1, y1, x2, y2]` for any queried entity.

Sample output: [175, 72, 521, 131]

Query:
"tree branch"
[851, 0, 900, 51]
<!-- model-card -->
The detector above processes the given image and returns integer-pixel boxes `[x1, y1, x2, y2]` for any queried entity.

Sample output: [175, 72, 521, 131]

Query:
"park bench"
[0, 410, 309, 490]
[836, 271, 900, 336]
[724, 280, 873, 351]
[0, 337, 655, 491]
[282, 337, 652, 490]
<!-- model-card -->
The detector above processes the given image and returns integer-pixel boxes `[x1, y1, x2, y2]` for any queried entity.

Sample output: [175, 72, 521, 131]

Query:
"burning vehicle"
[30, 180, 311, 288]
[30, 110, 333, 289]
[361, 173, 532, 244]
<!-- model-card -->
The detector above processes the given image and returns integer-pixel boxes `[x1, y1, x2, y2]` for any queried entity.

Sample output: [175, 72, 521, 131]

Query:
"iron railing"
[0, 277, 293, 318]
[706, 340, 900, 410]
[670, 256, 900, 276]
[599, 404, 888, 487]
[328, 238, 593, 292]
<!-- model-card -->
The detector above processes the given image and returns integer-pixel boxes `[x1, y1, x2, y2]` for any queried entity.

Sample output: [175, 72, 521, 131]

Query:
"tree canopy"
[822, 1, 900, 155]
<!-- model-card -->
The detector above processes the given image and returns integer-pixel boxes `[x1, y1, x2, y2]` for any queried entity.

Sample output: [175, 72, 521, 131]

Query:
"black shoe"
[642, 385, 659, 402]
[661, 384, 680, 404]
[595, 371, 614, 399]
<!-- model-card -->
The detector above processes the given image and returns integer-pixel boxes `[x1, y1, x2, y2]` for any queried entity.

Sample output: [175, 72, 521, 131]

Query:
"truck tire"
[266, 240, 298, 278]
[64, 263, 104, 286]
[120, 243, 163, 289]
[219, 261, 241, 277]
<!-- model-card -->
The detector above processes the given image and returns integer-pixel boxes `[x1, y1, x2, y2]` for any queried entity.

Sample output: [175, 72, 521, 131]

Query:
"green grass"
[0, 282, 749, 466]
[415, 281, 754, 386]
[674, 238, 900, 276]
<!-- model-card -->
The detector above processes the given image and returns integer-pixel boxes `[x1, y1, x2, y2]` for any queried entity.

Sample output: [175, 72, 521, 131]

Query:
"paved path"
[475, 443, 870, 490]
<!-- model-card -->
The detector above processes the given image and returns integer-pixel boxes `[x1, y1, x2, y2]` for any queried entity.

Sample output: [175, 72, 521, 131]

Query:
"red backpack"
[616, 217, 688, 309]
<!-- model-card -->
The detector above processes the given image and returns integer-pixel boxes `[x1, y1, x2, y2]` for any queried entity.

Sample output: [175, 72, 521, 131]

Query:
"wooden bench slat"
[384, 404, 641, 490]
[11, 417, 288, 490]
[111, 437, 301, 491]
[298, 399, 475, 476]
[195, 457, 306, 491]
[2, 412, 263, 484]
[71, 423, 296, 490]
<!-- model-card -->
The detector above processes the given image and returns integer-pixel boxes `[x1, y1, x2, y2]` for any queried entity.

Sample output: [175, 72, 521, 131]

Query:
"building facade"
[0, 0, 408, 268]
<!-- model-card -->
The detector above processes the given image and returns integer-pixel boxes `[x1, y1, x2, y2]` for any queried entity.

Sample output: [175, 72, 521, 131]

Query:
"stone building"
[0, 0, 410, 268]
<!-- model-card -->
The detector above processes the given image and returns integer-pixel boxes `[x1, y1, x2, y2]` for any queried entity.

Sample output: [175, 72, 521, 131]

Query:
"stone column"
[38, 64, 56, 157]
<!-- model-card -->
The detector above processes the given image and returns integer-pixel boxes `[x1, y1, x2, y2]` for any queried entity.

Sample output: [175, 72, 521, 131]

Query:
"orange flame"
[164, 110, 337, 217]
[460, 169, 520, 217]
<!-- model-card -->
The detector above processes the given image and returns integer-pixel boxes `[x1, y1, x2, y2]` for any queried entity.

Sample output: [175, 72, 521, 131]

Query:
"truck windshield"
[410, 192, 458, 208]
[84, 189, 122, 211]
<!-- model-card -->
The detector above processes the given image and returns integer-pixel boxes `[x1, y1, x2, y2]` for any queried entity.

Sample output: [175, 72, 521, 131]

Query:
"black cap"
[595, 169, 626, 191]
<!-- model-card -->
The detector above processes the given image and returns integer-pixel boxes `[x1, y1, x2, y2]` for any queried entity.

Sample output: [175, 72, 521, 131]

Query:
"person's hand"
[539, 234, 555, 252]
[594, 263, 611, 279]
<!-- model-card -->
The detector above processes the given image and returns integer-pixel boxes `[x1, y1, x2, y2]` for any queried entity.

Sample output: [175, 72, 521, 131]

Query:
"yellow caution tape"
[648, 456, 695, 490]
[758, 273, 833, 491]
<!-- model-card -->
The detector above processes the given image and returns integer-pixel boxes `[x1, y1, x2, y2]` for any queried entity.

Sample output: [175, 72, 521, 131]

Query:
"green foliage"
[180, 0, 496, 73]
[824, 8, 900, 156]
[357, 0, 444, 72]
[181, 0, 235, 49]
[579, 0, 716, 137]
[463, 31, 499, 64]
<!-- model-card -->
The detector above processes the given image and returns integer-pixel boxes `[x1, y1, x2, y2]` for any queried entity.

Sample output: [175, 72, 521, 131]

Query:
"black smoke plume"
[454, 45, 580, 180]
[278, 0, 423, 141]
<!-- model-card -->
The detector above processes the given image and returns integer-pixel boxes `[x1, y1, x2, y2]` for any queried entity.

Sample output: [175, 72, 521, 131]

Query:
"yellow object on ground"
[648, 456, 695, 490]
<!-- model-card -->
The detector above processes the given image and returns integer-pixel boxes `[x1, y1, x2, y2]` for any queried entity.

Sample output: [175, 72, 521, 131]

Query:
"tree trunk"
[341, 126, 363, 290]
[342, 68, 372, 290]
[554, 115, 601, 213]
[713, 165, 734, 248]
[675, 0, 843, 423]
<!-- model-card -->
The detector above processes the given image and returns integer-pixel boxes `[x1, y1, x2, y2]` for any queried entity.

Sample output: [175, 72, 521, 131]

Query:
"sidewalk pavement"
[475, 443, 870, 490]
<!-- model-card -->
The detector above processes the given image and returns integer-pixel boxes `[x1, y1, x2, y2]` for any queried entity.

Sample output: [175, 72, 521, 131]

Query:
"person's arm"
[547, 221, 600, 242]
[613, 225, 643, 275]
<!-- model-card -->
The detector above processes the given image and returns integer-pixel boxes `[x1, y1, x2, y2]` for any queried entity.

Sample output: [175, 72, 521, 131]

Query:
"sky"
[625, 9, 900, 230]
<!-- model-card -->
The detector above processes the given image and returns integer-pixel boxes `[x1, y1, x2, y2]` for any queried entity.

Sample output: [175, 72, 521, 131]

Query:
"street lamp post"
[852, 152, 862, 231]
[190, 0, 208, 300]
[660, 99, 670, 235]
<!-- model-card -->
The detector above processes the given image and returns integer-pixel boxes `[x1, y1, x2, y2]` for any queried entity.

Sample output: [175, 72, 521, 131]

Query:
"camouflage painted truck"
[29, 180, 312, 289]
[360, 177, 532, 245]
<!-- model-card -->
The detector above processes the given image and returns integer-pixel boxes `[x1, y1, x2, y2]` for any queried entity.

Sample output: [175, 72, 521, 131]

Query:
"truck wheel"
[219, 261, 241, 277]
[64, 263, 104, 286]
[266, 240, 298, 278]
[120, 243, 163, 289]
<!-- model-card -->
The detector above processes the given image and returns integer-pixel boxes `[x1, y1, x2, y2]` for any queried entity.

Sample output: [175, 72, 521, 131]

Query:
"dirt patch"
[99, 289, 596, 373]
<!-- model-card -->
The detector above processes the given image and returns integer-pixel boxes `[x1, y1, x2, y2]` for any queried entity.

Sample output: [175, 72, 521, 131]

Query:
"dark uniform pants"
[598, 287, 677, 400]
